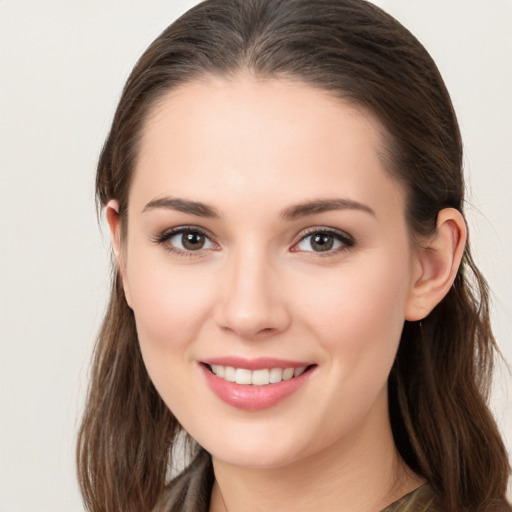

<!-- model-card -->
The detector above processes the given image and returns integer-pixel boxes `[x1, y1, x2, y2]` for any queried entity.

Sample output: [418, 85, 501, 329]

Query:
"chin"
[210, 446, 303, 470]
[193, 421, 321, 470]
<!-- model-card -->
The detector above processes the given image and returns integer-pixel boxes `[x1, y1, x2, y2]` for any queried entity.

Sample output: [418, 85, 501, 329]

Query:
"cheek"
[124, 248, 216, 358]
[296, 253, 410, 374]
[123, 251, 219, 418]
[289, 255, 410, 438]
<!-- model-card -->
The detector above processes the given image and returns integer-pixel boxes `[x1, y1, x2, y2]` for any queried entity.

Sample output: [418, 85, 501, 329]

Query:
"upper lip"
[201, 356, 314, 371]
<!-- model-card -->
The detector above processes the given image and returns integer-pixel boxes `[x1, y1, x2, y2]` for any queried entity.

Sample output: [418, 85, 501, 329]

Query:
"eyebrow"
[142, 196, 375, 220]
[142, 197, 220, 218]
[280, 198, 376, 220]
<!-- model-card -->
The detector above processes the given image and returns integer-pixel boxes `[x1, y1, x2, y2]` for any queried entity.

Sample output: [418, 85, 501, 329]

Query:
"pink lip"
[199, 358, 315, 411]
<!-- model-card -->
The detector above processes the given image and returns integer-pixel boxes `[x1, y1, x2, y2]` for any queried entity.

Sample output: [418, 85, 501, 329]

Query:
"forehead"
[130, 74, 404, 217]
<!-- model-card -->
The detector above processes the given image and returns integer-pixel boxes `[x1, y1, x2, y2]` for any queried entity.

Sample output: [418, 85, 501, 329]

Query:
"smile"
[200, 358, 316, 410]
[209, 365, 307, 386]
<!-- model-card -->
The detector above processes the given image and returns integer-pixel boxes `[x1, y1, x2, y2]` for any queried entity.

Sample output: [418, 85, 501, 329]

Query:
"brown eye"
[157, 228, 216, 254]
[310, 233, 334, 252]
[181, 231, 206, 250]
[294, 229, 354, 254]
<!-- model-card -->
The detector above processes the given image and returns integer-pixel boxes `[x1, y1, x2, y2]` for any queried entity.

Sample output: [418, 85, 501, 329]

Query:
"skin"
[107, 74, 466, 512]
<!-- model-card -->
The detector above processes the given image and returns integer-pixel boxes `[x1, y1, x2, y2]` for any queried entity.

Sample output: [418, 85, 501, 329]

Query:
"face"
[115, 75, 422, 469]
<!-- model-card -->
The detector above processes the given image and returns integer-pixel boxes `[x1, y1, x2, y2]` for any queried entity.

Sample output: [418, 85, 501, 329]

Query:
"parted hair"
[77, 0, 511, 510]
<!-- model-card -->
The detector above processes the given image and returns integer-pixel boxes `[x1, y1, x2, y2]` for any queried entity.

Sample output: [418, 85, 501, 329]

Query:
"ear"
[405, 208, 467, 321]
[105, 200, 133, 308]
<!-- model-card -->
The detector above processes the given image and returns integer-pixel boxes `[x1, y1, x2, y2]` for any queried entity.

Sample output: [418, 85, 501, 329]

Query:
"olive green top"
[380, 484, 437, 512]
[153, 450, 439, 512]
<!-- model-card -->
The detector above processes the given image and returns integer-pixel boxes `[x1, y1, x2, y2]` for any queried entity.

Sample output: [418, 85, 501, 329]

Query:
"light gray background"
[0, 1, 510, 510]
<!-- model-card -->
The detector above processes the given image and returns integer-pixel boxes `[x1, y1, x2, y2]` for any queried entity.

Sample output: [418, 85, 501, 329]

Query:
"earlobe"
[105, 200, 133, 308]
[405, 208, 467, 321]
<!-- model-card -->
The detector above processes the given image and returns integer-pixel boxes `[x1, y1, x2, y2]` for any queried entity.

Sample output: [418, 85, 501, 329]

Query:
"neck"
[209, 394, 423, 512]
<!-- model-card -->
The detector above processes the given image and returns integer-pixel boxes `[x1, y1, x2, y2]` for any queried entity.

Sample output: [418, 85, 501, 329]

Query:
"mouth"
[200, 358, 316, 410]
[203, 363, 314, 386]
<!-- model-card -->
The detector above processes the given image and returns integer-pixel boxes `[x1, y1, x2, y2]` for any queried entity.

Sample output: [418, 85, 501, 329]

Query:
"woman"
[77, 0, 511, 510]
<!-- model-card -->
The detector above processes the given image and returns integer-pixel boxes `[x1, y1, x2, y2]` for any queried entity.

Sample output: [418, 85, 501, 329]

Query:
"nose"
[214, 247, 291, 340]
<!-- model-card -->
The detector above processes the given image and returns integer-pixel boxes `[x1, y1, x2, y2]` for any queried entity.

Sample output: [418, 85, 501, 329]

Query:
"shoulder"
[152, 449, 213, 512]
[380, 484, 440, 512]
[381, 485, 512, 512]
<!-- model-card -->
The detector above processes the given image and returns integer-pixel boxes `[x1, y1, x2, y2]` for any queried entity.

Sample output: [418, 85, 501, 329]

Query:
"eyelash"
[152, 226, 355, 257]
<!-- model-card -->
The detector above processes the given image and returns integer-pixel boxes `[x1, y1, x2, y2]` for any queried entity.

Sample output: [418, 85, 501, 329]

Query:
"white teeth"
[269, 368, 283, 383]
[235, 368, 252, 385]
[224, 366, 236, 382]
[252, 369, 270, 386]
[210, 365, 308, 386]
[294, 366, 306, 377]
[211, 365, 224, 378]
[282, 368, 295, 380]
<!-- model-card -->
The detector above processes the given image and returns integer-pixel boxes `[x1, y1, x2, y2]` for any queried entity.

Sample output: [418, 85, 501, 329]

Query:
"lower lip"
[201, 365, 313, 411]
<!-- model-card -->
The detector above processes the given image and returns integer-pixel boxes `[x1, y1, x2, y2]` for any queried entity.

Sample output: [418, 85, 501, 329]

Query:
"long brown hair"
[77, 1, 511, 510]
